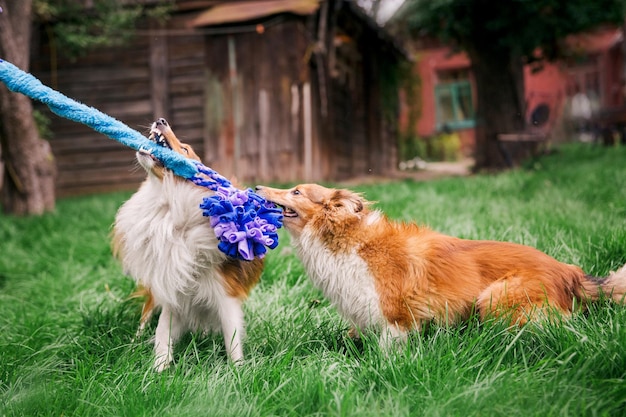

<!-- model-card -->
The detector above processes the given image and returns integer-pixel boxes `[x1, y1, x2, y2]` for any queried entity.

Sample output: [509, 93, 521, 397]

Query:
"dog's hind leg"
[129, 285, 156, 340]
[218, 296, 245, 363]
[136, 296, 156, 339]
[477, 277, 569, 325]
[154, 306, 184, 372]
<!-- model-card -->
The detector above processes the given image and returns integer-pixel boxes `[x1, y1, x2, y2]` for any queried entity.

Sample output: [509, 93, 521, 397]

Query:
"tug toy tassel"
[0, 59, 282, 260]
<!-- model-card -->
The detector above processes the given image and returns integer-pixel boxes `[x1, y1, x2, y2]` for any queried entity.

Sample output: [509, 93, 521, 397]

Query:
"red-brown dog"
[256, 183, 626, 346]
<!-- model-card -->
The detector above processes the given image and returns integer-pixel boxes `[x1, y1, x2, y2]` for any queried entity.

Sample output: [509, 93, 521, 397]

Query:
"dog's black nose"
[255, 185, 263, 191]
[156, 118, 168, 126]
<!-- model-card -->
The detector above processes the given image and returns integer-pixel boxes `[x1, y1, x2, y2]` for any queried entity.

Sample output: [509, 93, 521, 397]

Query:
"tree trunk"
[468, 45, 526, 170]
[0, 0, 56, 215]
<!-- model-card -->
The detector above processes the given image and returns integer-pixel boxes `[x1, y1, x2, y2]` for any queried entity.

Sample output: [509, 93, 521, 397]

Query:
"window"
[434, 70, 475, 130]
[566, 63, 600, 110]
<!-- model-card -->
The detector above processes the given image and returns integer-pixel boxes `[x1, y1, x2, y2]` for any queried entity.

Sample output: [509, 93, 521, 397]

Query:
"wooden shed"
[30, 0, 406, 196]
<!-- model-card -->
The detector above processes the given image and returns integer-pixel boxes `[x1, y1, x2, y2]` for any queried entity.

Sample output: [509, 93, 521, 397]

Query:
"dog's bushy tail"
[581, 263, 626, 303]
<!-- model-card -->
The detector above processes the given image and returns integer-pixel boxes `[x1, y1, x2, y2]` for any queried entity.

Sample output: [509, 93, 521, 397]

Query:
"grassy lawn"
[1, 143, 625, 416]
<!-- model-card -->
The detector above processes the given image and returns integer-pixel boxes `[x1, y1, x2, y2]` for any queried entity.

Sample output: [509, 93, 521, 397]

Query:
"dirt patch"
[338, 159, 474, 186]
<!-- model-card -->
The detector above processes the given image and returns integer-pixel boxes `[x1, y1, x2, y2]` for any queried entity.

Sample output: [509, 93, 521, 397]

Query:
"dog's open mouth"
[138, 123, 173, 166]
[274, 204, 297, 218]
[137, 147, 162, 167]
[148, 127, 172, 150]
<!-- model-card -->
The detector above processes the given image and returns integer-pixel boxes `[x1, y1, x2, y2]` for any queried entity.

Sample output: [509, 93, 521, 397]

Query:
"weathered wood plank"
[56, 150, 136, 169]
[150, 26, 170, 119]
[171, 94, 204, 111]
[28, 3, 401, 195]
[56, 165, 146, 187]
[170, 75, 206, 95]
[55, 68, 150, 84]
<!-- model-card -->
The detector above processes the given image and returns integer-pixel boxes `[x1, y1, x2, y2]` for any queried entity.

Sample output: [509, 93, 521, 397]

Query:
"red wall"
[414, 49, 471, 138]
[404, 27, 624, 156]
[410, 48, 567, 142]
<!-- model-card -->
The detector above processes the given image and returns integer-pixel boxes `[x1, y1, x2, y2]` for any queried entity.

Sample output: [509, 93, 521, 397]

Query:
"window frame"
[434, 79, 476, 130]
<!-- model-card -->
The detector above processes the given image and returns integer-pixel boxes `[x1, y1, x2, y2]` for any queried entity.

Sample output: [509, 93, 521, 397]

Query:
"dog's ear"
[328, 189, 365, 214]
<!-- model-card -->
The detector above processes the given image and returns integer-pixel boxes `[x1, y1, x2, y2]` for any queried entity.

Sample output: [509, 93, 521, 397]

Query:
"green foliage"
[396, 59, 425, 163]
[399, 132, 427, 162]
[32, 109, 53, 140]
[400, 0, 626, 60]
[1, 144, 625, 416]
[400, 130, 461, 162]
[430, 130, 462, 161]
[33, 0, 173, 58]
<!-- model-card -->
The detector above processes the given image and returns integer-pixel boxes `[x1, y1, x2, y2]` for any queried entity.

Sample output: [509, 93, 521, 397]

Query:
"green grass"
[1, 143, 625, 416]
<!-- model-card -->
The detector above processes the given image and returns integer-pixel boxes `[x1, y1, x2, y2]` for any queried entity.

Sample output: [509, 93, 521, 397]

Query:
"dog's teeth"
[147, 126, 172, 149]
[283, 207, 297, 217]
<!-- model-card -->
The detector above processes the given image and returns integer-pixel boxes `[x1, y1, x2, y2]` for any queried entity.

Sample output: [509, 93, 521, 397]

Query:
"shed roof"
[188, 0, 320, 27]
[565, 26, 622, 54]
[186, 0, 408, 60]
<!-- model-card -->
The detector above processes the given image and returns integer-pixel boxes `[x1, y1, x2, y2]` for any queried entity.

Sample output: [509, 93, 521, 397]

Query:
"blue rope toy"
[0, 59, 282, 261]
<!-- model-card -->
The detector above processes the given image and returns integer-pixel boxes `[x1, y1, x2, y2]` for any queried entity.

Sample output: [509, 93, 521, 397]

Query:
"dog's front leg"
[378, 321, 408, 351]
[218, 296, 245, 363]
[154, 306, 183, 372]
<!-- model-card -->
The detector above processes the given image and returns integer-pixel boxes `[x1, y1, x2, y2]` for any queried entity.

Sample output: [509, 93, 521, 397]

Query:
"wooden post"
[290, 83, 300, 177]
[303, 82, 312, 180]
[149, 26, 169, 119]
[228, 35, 241, 177]
[259, 89, 269, 181]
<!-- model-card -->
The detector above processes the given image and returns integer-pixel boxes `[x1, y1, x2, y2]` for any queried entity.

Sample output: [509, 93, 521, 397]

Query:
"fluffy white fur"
[296, 231, 384, 330]
[296, 213, 407, 346]
[115, 171, 247, 369]
[114, 152, 246, 371]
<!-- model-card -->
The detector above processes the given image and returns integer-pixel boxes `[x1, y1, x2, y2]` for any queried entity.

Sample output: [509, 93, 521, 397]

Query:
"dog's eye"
[181, 147, 189, 154]
[292, 189, 301, 195]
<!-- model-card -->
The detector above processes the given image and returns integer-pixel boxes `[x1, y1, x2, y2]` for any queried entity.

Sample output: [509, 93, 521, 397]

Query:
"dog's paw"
[153, 355, 173, 372]
[378, 323, 408, 353]
[347, 327, 362, 340]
